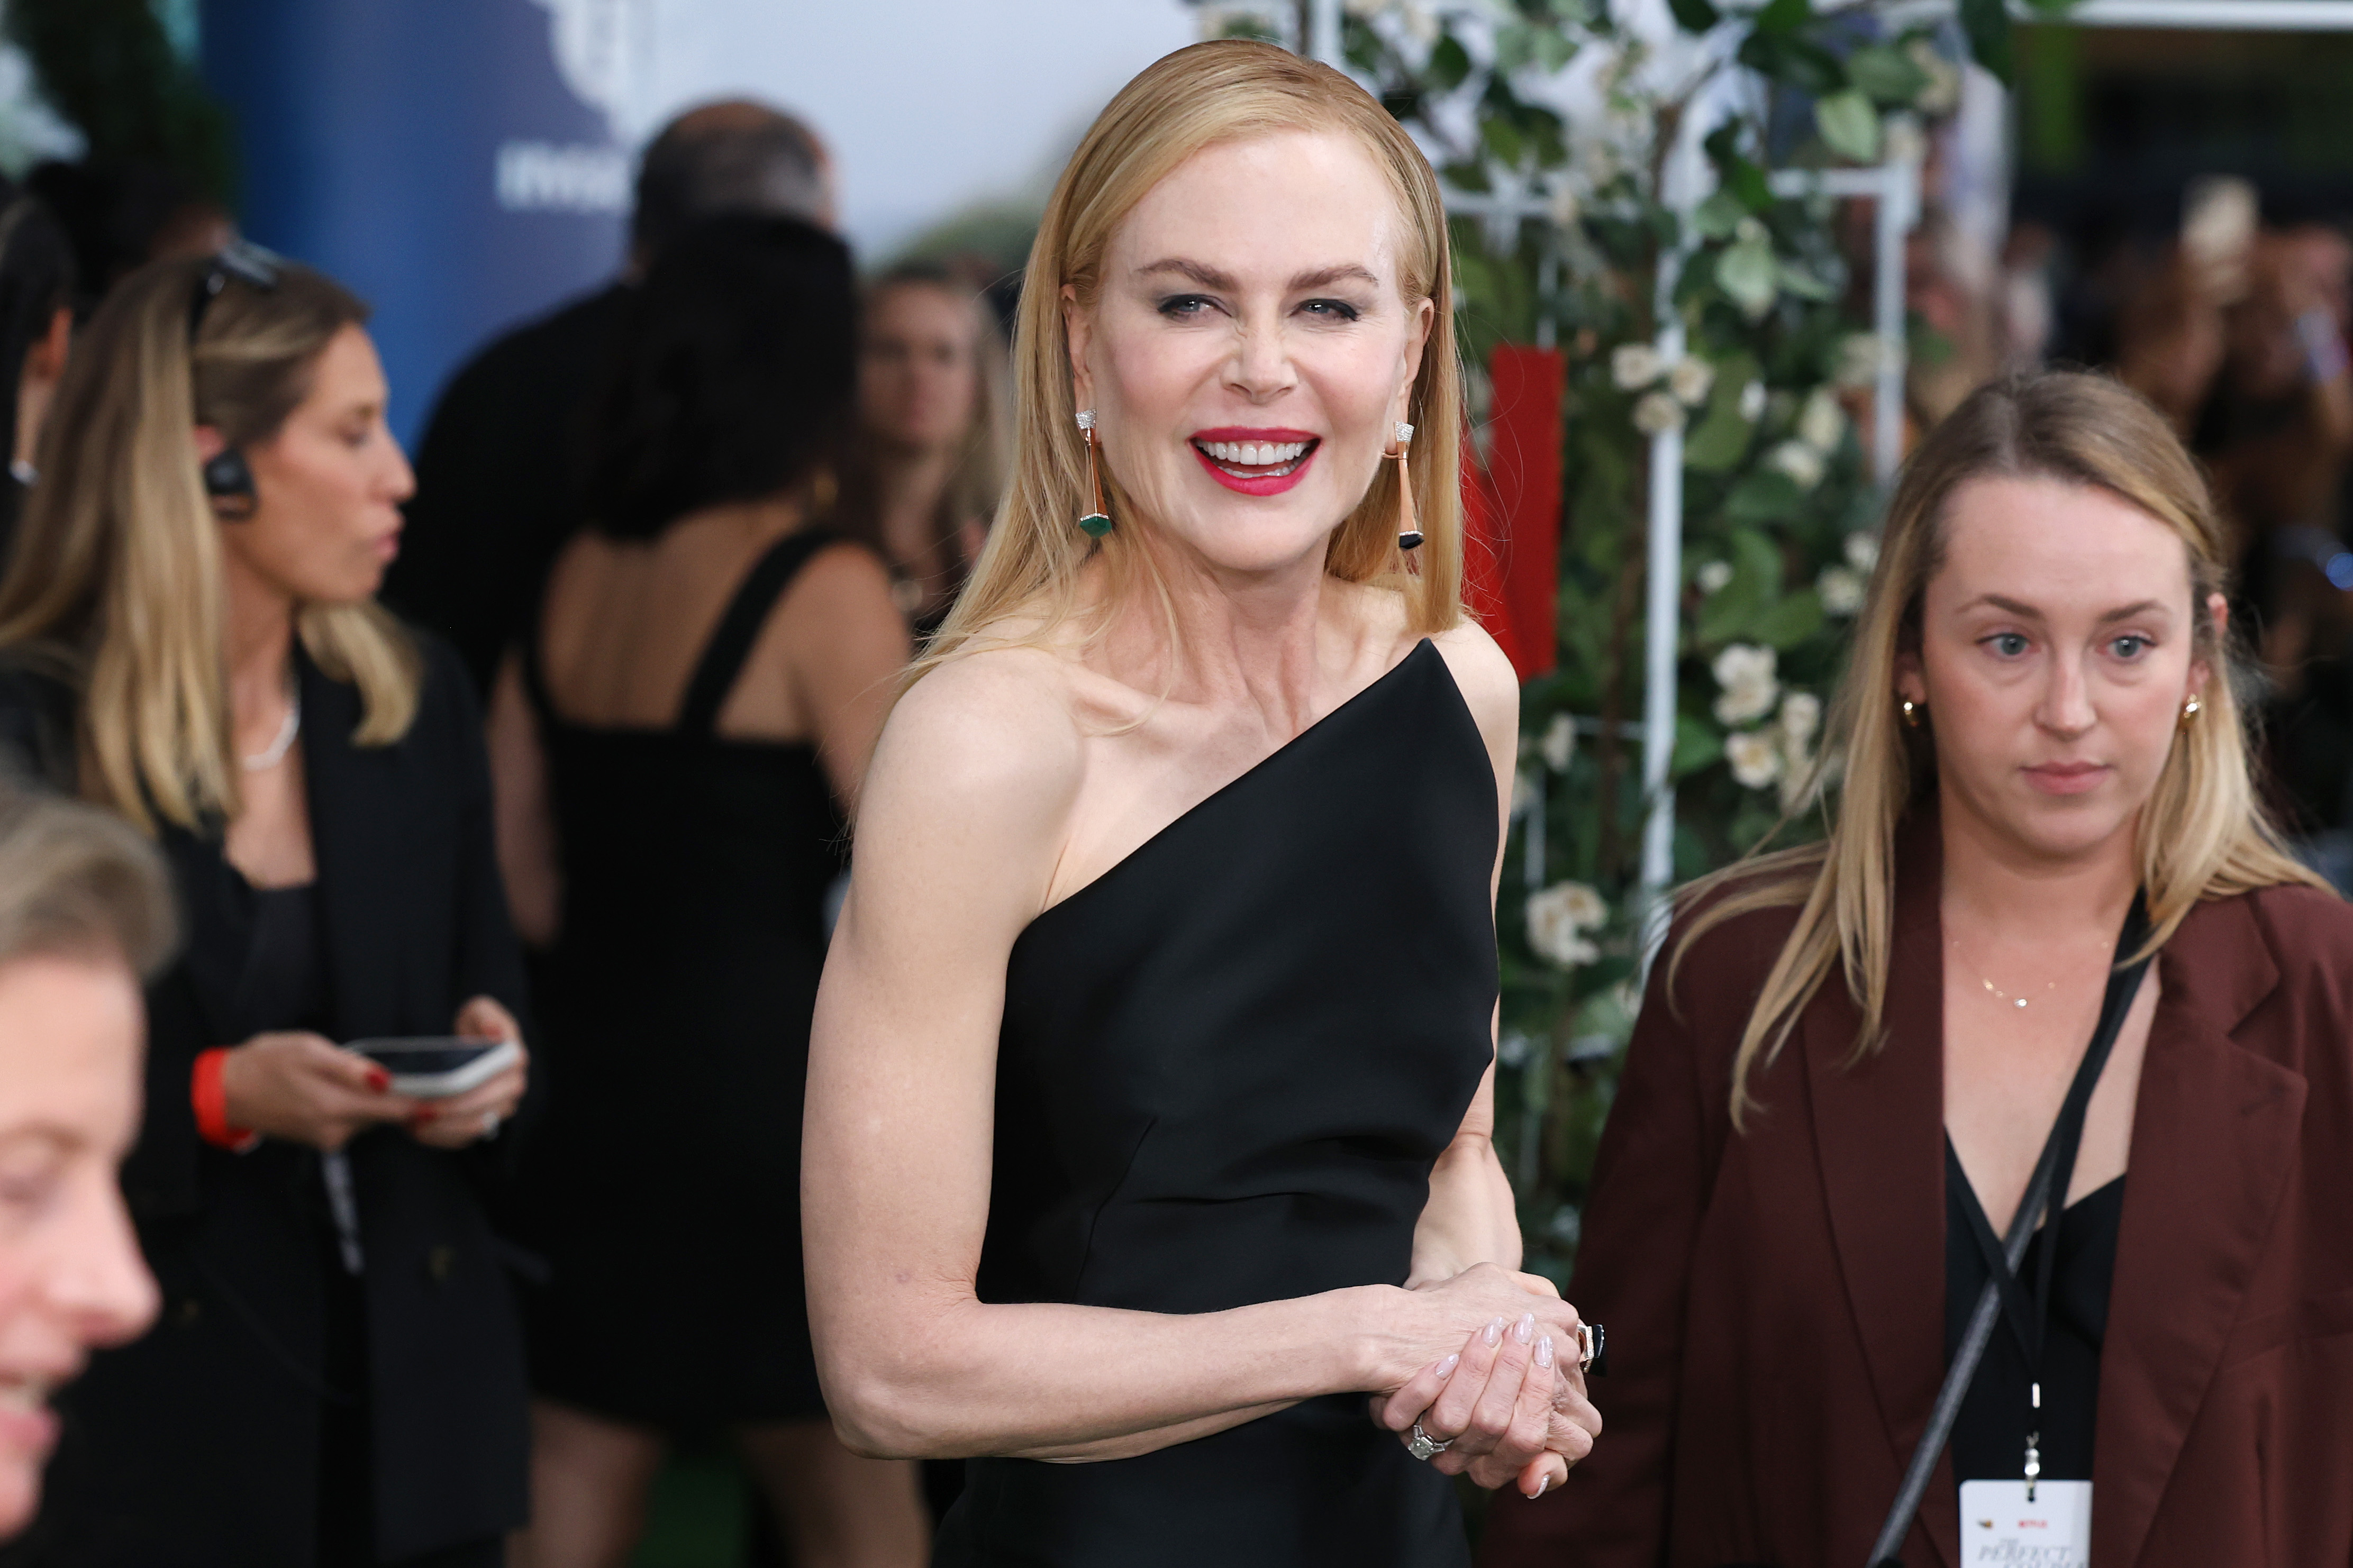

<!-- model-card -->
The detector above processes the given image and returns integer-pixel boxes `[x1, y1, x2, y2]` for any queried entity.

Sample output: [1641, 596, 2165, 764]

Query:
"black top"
[933, 640, 1496, 1568]
[516, 528, 849, 1426]
[384, 283, 630, 694]
[0, 635, 533, 1567]
[1946, 1144, 2126, 1485]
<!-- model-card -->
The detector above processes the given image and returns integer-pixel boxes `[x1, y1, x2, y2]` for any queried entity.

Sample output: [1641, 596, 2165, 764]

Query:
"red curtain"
[1459, 344, 1567, 680]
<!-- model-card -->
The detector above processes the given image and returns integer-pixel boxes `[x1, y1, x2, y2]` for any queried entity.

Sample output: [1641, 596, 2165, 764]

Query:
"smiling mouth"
[1193, 436, 1319, 479]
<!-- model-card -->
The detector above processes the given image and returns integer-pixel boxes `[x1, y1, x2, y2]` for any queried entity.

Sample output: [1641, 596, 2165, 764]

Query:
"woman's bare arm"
[802, 647, 1579, 1463]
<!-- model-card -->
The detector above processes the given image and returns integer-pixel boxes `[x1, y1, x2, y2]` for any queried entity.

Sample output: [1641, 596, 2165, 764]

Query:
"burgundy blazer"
[1480, 821, 2353, 1568]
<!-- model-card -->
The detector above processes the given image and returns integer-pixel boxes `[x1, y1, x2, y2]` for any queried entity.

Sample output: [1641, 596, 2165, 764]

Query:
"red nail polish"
[410, 1107, 436, 1127]
[366, 1069, 392, 1093]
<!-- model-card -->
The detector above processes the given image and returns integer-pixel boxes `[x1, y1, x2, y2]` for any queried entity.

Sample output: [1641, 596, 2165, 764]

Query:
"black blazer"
[0, 635, 534, 1567]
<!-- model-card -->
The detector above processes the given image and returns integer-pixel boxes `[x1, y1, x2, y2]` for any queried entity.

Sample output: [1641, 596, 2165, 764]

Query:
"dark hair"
[632, 103, 828, 259]
[588, 215, 856, 540]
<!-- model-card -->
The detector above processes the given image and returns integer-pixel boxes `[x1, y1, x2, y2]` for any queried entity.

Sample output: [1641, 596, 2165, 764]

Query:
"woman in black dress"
[803, 43, 1600, 1566]
[488, 216, 920, 1566]
[0, 250, 532, 1567]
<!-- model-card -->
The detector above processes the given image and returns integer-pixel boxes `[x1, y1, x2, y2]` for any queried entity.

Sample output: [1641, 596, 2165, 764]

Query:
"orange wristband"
[192, 1049, 260, 1153]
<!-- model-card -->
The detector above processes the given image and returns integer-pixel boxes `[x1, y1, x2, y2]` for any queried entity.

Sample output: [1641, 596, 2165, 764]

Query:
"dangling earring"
[1075, 411, 1112, 539]
[2180, 693, 2202, 731]
[1900, 697, 1922, 730]
[1385, 422, 1421, 550]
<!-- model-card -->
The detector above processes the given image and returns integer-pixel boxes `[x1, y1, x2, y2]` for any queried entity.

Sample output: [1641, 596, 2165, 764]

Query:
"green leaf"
[1692, 190, 1747, 241]
[1751, 588, 1826, 650]
[1845, 43, 1930, 105]
[1533, 27, 1578, 73]
[1776, 259, 1838, 302]
[1738, 30, 1844, 97]
[1665, 0, 1720, 31]
[1959, 0, 2013, 83]
[1753, 0, 1811, 35]
[1714, 238, 1778, 319]
[1814, 90, 1880, 162]
[1441, 158, 1493, 195]
[1727, 470, 1802, 523]
[1494, 22, 1537, 74]
[1482, 114, 1528, 169]
[1684, 401, 1754, 473]
[1671, 714, 1724, 779]
[1430, 31, 1473, 91]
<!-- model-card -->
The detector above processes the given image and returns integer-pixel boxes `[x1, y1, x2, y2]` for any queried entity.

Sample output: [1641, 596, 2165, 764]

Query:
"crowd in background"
[0, 68, 2348, 1568]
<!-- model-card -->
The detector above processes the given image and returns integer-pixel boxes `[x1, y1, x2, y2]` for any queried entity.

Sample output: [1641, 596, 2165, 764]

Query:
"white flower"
[1779, 691, 1822, 745]
[1540, 712, 1577, 771]
[1526, 881, 1608, 969]
[1798, 388, 1847, 453]
[1910, 39, 1962, 117]
[1511, 767, 1541, 816]
[1726, 728, 1784, 790]
[1669, 357, 1716, 407]
[1735, 216, 1768, 245]
[1883, 115, 1927, 169]
[1767, 439, 1826, 491]
[1696, 559, 1733, 595]
[1611, 342, 1665, 390]
[1711, 643, 1779, 725]
[1739, 380, 1767, 422]
[1818, 565, 1866, 616]
[1497, 1029, 1531, 1068]
[1548, 183, 1583, 230]
[1844, 531, 1880, 572]
[1633, 390, 1686, 435]
[1834, 331, 1887, 388]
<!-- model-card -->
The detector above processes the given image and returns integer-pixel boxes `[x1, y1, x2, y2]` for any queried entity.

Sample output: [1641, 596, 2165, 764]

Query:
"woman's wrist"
[192, 1048, 260, 1153]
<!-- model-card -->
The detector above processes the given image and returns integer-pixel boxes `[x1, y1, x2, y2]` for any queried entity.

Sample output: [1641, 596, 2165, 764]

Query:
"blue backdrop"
[199, 0, 628, 449]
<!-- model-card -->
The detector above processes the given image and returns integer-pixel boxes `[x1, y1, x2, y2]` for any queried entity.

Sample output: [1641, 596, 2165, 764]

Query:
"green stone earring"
[1076, 410, 1112, 538]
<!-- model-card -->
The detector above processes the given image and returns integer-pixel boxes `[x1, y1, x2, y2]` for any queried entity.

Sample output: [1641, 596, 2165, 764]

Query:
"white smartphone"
[348, 1036, 521, 1099]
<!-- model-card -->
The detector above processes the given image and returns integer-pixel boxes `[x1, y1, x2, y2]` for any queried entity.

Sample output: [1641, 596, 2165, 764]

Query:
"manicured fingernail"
[1536, 1335, 1555, 1369]
[366, 1069, 391, 1093]
[1534, 1474, 1551, 1498]
[1437, 1354, 1459, 1379]
[1515, 1312, 1536, 1345]
[1482, 1318, 1504, 1346]
[410, 1107, 435, 1127]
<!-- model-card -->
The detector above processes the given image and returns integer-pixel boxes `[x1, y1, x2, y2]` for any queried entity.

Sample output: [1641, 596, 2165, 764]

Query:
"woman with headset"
[0, 245, 533, 1567]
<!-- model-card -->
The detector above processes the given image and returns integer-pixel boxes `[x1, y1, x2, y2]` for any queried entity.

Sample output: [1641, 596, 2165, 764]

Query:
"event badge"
[1960, 1480, 2091, 1565]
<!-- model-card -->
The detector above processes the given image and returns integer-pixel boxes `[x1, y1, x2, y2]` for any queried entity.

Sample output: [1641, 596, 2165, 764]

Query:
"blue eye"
[1157, 295, 1214, 319]
[1988, 633, 2029, 658]
[1301, 298, 1361, 322]
[2111, 635, 2149, 659]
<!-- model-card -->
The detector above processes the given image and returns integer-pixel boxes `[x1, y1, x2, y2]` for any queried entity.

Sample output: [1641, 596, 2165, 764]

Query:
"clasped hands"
[1365, 1262, 1601, 1499]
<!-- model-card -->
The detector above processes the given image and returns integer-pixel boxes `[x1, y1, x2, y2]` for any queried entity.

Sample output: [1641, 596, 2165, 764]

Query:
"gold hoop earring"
[2180, 694, 2202, 731]
[1385, 422, 1421, 551]
[1076, 411, 1111, 539]
[1901, 697, 1922, 730]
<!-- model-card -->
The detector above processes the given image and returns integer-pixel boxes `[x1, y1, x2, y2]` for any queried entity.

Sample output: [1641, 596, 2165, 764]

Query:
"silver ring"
[1577, 1322, 1605, 1375]
[1407, 1422, 1452, 1462]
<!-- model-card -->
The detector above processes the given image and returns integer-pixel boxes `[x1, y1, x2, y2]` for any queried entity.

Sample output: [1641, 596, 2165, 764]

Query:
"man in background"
[383, 101, 836, 692]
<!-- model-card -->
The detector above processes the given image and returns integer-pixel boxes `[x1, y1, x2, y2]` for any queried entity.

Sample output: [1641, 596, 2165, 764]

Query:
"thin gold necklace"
[1953, 939, 2057, 1010]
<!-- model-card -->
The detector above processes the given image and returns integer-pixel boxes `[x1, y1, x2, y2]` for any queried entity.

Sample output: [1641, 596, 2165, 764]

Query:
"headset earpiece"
[202, 448, 257, 519]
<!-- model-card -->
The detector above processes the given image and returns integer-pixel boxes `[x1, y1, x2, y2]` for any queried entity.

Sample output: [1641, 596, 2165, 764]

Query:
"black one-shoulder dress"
[932, 639, 1498, 1567]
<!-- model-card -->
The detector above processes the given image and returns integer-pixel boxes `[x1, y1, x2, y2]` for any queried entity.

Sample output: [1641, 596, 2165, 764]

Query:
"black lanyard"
[1948, 892, 2151, 1494]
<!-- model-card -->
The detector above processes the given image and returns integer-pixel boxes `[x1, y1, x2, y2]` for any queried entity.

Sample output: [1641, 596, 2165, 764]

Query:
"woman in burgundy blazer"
[1482, 373, 2353, 1568]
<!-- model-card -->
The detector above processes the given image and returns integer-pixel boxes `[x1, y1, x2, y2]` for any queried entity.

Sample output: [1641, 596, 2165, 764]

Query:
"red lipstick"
[1189, 427, 1321, 497]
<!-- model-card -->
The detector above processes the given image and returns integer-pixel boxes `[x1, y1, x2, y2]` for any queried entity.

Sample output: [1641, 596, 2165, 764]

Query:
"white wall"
[545, 0, 1202, 260]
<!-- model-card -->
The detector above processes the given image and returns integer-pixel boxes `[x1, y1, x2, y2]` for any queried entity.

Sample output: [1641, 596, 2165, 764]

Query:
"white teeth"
[1198, 440, 1309, 466]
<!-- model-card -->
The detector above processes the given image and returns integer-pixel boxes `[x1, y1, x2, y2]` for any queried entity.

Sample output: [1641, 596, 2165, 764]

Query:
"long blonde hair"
[1675, 371, 2327, 1126]
[913, 39, 1465, 680]
[0, 256, 420, 833]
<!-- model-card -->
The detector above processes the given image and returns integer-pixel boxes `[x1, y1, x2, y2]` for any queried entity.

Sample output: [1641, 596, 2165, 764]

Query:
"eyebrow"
[1964, 594, 2171, 624]
[1135, 258, 1382, 293]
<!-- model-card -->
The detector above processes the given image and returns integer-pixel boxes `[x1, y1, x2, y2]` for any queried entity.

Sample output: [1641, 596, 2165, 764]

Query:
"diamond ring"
[1407, 1422, 1452, 1462]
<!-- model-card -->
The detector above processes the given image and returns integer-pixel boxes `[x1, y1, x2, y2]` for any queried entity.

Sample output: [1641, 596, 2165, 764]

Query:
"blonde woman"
[803, 43, 1600, 1565]
[839, 262, 1011, 632]
[0, 781, 172, 1542]
[1480, 371, 2353, 1568]
[0, 250, 531, 1566]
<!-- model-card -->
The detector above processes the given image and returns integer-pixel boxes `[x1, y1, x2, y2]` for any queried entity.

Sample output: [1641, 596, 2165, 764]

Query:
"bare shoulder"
[1428, 615, 1520, 757]
[791, 537, 898, 601]
[862, 645, 1086, 867]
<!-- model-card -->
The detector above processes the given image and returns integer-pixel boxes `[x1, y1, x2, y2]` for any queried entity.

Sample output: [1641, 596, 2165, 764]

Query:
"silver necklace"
[1954, 938, 2057, 1010]
[241, 679, 301, 771]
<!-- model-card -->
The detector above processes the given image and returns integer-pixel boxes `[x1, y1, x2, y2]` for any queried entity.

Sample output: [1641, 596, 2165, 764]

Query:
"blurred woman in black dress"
[490, 215, 919, 1568]
[0, 249, 532, 1567]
